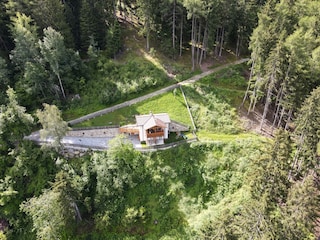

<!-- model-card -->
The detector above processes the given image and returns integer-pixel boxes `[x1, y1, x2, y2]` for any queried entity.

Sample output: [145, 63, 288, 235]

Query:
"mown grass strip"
[197, 131, 263, 142]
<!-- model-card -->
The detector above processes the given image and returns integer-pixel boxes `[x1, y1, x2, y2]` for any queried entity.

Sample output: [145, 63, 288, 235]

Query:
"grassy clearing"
[75, 88, 192, 127]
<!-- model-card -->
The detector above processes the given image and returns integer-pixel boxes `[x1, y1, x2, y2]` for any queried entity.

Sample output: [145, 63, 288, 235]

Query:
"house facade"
[120, 113, 189, 146]
[136, 113, 170, 145]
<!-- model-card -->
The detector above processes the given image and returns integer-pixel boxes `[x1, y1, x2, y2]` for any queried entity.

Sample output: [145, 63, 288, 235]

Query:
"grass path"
[68, 58, 249, 126]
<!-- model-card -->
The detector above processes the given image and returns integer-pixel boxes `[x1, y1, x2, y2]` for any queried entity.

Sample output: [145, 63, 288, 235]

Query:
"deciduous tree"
[36, 103, 70, 149]
[39, 27, 69, 99]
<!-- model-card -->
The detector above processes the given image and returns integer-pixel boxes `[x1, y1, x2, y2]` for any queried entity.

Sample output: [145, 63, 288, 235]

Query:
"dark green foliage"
[293, 86, 320, 177]
[0, 1, 12, 52]
[30, 0, 74, 48]
[0, 141, 58, 240]
[0, 57, 10, 105]
[230, 130, 319, 240]
[1, 1, 320, 239]
[65, 57, 170, 117]
[106, 20, 123, 58]
[249, 130, 292, 203]
[79, 0, 113, 51]
[246, 0, 320, 129]
[0, 88, 34, 152]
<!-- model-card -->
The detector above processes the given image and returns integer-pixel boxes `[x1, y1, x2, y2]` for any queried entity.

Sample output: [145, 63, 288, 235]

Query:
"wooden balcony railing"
[147, 131, 164, 138]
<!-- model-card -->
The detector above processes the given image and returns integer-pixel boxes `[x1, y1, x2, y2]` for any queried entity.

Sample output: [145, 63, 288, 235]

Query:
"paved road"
[26, 131, 142, 149]
[68, 58, 249, 126]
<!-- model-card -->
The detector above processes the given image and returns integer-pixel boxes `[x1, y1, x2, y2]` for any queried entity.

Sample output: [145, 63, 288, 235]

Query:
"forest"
[0, 0, 320, 239]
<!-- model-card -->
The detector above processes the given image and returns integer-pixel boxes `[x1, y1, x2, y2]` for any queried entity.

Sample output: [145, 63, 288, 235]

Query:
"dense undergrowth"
[63, 136, 268, 239]
[185, 64, 248, 135]
[64, 56, 173, 120]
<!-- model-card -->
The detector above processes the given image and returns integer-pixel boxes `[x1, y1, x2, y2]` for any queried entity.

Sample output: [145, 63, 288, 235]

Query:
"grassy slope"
[75, 88, 192, 127]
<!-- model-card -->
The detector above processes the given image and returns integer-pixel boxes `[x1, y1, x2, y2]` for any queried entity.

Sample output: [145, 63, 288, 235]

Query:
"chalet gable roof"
[136, 113, 170, 129]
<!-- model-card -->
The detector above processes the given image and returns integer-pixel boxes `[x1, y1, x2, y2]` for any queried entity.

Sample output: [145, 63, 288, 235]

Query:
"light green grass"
[197, 130, 268, 142]
[75, 88, 192, 127]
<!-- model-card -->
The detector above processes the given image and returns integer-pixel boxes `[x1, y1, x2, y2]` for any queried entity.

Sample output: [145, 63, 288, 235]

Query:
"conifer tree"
[292, 86, 320, 178]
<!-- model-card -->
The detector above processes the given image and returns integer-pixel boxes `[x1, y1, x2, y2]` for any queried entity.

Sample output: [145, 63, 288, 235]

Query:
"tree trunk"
[57, 72, 66, 99]
[219, 27, 224, 57]
[0, 35, 8, 52]
[259, 84, 272, 132]
[172, 0, 176, 57]
[277, 107, 285, 128]
[196, 20, 201, 65]
[242, 59, 255, 107]
[272, 84, 283, 130]
[248, 73, 261, 114]
[72, 202, 82, 222]
[289, 132, 305, 179]
[236, 32, 241, 57]
[179, 11, 183, 57]
[191, 15, 195, 71]
[215, 27, 220, 56]
[113, 0, 117, 18]
[119, 0, 123, 17]
[203, 27, 208, 60]
[284, 108, 292, 130]
[146, 18, 150, 51]
[199, 23, 208, 66]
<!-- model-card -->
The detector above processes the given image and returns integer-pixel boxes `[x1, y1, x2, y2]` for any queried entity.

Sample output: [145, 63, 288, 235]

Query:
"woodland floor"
[238, 106, 275, 137]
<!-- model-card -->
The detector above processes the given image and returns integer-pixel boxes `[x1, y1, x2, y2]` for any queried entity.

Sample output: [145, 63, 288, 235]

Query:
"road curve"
[68, 58, 250, 126]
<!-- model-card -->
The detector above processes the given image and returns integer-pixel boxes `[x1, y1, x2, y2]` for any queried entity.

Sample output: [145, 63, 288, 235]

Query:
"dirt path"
[68, 58, 249, 126]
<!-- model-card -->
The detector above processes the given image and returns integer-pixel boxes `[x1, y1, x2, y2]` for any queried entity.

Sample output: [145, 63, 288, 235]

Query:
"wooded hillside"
[0, 0, 320, 239]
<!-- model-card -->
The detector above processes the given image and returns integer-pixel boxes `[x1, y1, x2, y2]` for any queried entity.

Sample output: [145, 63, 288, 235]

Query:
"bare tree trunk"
[196, 20, 201, 65]
[199, 22, 208, 66]
[242, 59, 255, 107]
[113, 0, 117, 18]
[272, 84, 283, 130]
[236, 31, 242, 57]
[204, 27, 208, 60]
[219, 27, 224, 57]
[215, 27, 220, 56]
[57, 73, 66, 99]
[72, 202, 82, 222]
[119, 0, 123, 17]
[191, 15, 196, 71]
[146, 19, 150, 51]
[248, 73, 261, 114]
[289, 132, 305, 179]
[0, 36, 8, 52]
[179, 12, 183, 57]
[259, 84, 272, 131]
[172, 0, 176, 57]
[277, 107, 285, 128]
[284, 108, 292, 130]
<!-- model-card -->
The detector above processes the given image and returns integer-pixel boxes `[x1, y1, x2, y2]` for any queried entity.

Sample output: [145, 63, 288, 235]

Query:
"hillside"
[0, 1, 320, 239]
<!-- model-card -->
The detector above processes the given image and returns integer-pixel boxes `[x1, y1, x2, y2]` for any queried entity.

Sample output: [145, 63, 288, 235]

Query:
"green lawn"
[75, 88, 193, 128]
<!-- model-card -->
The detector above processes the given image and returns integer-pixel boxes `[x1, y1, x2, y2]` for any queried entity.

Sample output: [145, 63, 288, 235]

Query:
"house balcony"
[146, 131, 164, 138]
